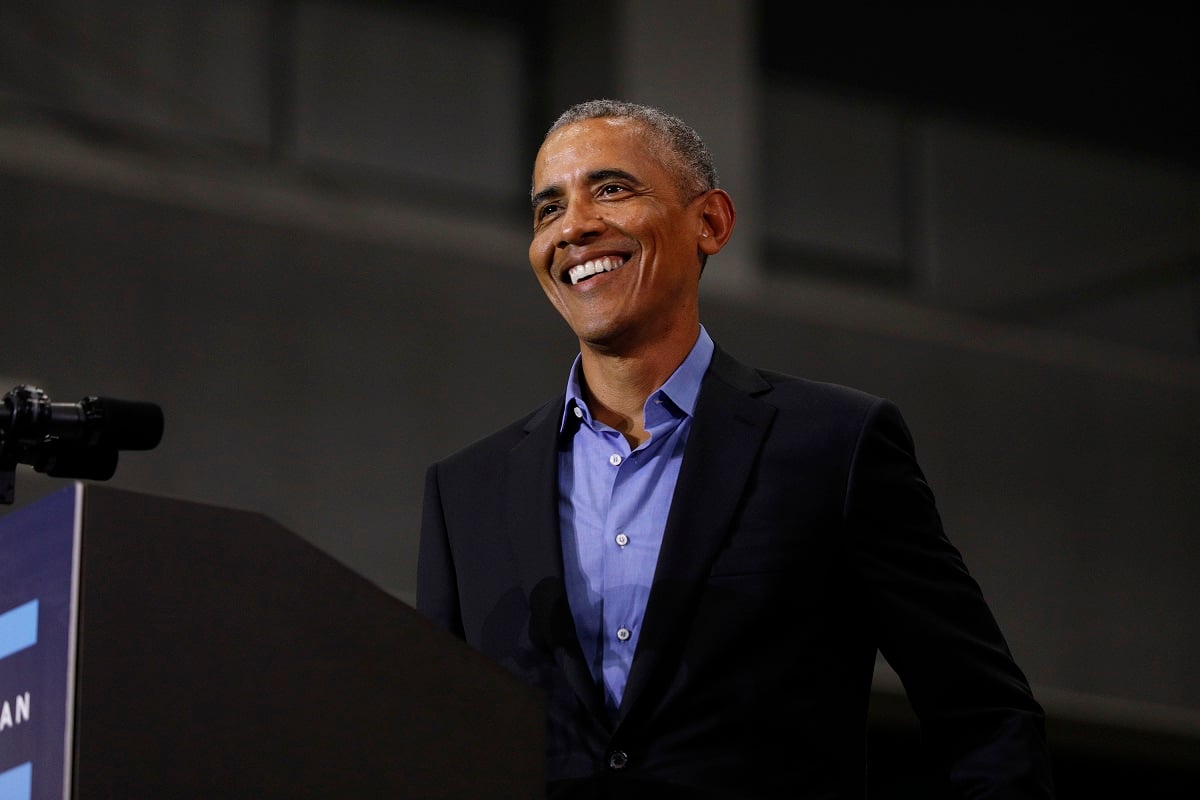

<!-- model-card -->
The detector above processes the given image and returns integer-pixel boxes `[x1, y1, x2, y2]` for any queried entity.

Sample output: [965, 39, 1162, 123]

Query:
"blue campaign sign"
[0, 484, 81, 800]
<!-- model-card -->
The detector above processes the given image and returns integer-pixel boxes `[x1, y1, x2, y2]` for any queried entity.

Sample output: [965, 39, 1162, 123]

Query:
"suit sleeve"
[416, 462, 465, 638]
[845, 399, 1055, 799]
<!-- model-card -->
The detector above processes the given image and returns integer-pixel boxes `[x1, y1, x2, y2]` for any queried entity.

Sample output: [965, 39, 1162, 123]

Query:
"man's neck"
[576, 325, 699, 447]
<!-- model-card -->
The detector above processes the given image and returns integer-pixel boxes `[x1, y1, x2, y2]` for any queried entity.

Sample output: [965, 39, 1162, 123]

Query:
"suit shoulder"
[707, 346, 899, 431]
[431, 394, 561, 469]
[757, 369, 884, 412]
[750, 368, 922, 464]
[709, 345, 885, 413]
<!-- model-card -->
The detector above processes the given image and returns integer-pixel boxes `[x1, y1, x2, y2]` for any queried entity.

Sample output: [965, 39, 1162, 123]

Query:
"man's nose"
[557, 198, 605, 247]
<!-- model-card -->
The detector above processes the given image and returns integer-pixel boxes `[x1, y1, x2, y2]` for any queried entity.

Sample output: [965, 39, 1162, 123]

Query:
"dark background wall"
[1, 1, 1197, 794]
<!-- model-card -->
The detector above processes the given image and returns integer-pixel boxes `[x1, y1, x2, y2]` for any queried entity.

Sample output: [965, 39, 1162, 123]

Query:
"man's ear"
[698, 189, 736, 256]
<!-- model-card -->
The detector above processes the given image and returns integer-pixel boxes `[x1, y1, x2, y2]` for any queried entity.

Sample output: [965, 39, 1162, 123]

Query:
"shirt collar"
[560, 325, 715, 432]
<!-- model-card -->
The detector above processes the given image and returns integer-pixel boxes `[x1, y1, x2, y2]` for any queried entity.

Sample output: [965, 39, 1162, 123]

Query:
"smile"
[567, 256, 626, 285]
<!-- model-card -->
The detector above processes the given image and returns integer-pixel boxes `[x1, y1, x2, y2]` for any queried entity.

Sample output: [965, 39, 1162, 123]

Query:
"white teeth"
[568, 256, 623, 285]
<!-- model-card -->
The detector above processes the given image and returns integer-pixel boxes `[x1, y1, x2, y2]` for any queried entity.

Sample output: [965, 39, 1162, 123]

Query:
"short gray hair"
[542, 99, 718, 200]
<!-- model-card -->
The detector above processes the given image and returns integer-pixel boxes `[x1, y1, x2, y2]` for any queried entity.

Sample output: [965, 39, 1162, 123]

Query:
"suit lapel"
[506, 398, 565, 600]
[505, 396, 611, 724]
[616, 348, 775, 725]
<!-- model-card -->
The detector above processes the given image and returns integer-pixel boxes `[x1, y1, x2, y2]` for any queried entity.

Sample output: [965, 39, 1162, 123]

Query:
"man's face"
[528, 117, 707, 353]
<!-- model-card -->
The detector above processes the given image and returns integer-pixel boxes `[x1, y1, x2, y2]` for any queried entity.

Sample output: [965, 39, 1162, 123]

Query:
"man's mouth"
[567, 256, 625, 286]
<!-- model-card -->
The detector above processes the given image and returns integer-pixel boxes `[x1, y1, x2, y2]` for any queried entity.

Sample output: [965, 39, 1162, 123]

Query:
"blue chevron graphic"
[0, 600, 38, 662]
[0, 762, 31, 800]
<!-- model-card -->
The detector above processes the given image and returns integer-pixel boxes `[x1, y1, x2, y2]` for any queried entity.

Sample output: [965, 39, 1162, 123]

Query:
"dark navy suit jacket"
[417, 345, 1054, 799]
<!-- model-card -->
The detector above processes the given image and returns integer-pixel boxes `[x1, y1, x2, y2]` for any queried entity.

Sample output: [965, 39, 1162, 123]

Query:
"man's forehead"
[534, 118, 657, 186]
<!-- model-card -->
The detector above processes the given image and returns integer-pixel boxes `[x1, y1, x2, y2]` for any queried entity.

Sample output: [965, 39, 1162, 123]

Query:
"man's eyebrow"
[589, 168, 639, 185]
[531, 184, 562, 211]
[530, 169, 642, 211]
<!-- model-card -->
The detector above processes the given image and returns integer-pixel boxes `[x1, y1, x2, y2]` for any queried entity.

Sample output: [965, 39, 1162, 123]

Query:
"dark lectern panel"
[70, 485, 542, 799]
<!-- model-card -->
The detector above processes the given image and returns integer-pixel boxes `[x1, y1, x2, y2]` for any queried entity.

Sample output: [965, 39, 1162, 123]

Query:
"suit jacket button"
[607, 750, 629, 770]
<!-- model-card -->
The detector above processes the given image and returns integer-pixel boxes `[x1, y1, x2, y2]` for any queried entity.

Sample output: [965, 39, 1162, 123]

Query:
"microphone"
[0, 385, 164, 504]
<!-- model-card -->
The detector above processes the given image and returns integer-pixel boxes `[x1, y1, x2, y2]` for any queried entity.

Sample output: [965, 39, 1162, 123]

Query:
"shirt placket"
[600, 436, 637, 707]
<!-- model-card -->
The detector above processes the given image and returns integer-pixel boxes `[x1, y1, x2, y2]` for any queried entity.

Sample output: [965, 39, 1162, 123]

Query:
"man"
[417, 99, 1054, 798]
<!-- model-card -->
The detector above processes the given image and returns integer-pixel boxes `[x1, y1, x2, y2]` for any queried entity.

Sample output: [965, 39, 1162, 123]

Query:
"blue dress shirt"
[557, 326, 715, 713]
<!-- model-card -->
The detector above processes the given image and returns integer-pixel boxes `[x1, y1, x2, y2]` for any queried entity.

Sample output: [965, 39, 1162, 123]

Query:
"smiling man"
[526, 111, 733, 447]
[417, 99, 1055, 799]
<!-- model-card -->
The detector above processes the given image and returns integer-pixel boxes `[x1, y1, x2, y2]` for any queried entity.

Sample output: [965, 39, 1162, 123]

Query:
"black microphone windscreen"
[86, 397, 164, 451]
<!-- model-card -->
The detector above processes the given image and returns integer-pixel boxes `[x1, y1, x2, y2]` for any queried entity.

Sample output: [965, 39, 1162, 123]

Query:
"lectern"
[0, 484, 544, 799]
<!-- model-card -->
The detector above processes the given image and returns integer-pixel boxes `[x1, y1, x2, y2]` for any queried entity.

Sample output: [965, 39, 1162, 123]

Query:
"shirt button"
[616, 626, 631, 642]
[573, 406, 583, 418]
[607, 750, 629, 770]
[609, 453, 622, 466]
[615, 532, 629, 547]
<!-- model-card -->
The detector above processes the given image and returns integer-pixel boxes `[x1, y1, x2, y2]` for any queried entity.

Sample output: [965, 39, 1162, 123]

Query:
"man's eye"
[599, 184, 626, 196]
[537, 203, 560, 220]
